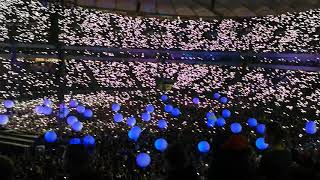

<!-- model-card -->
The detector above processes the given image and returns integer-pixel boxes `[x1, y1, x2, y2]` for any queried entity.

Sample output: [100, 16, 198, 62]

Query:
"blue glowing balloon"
[3, 100, 14, 109]
[256, 138, 269, 150]
[69, 99, 78, 108]
[305, 121, 317, 135]
[43, 98, 52, 107]
[171, 108, 181, 117]
[158, 119, 168, 129]
[164, 104, 173, 113]
[58, 107, 69, 118]
[146, 104, 155, 113]
[76, 105, 86, 114]
[0, 115, 9, 125]
[67, 116, 78, 126]
[126, 116, 136, 127]
[83, 135, 95, 146]
[198, 141, 210, 153]
[35, 105, 44, 115]
[142, 112, 151, 122]
[72, 121, 83, 132]
[231, 123, 242, 134]
[154, 138, 168, 152]
[206, 112, 216, 120]
[42, 106, 52, 115]
[247, 118, 258, 127]
[69, 138, 81, 145]
[136, 153, 151, 168]
[128, 126, 142, 141]
[114, 113, 124, 123]
[44, 130, 57, 143]
[220, 97, 228, 104]
[216, 117, 226, 127]
[161, 95, 168, 102]
[192, 97, 200, 104]
[206, 119, 215, 128]
[83, 109, 93, 118]
[213, 93, 220, 99]
[222, 109, 231, 118]
[59, 103, 68, 109]
[256, 124, 266, 134]
[111, 103, 121, 112]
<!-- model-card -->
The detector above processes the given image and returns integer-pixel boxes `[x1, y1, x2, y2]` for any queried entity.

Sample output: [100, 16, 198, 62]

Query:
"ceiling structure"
[74, 0, 320, 17]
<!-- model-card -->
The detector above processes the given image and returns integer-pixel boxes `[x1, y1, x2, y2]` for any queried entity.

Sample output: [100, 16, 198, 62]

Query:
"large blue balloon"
[158, 119, 168, 129]
[198, 141, 210, 153]
[58, 107, 69, 118]
[256, 138, 269, 150]
[42, 106, 53, 115]
[230, 123, 242, 134]
[222, 109, 231, 118]
[69, 100, 78, 108]
[171, 108, 181, 117]
[67, 116, 78, 126]
[206, 119, 215, 128]
[83, 109, 93, 118]
[72, 121, 83, 132]
[142, 112, 151, 122]
[126, 116, 136, 127]
[220, 97, 228, 104]
[206, 112, 216, 120]
[114, 113, 124, 123]
[305, 121, 317, 135]
[35, 105, 44, 115]
[161, 95, 168, 102]
[216, 117, 226, 127]
[0, 115, 9, 125]
[213, 93, 220, 99]
[44, 130, 57, 143]
[146, 104, 155, 113]
[69, 138, 81, 145]
[83, 135, 95, 146]
[76, 105, 86, 114]
[111, 103, 121, 112]
[43, 98, 52, 107]
[136, 153, 151, 168]
[154, 138, 168, 152]
[128, 126, 142, 141]
[256, 124, 266, 134]
[192, 97, 200, 105]
[3, 100, 14, 109]
[247, 118, 258, 127]
[164, 104, 173, 113]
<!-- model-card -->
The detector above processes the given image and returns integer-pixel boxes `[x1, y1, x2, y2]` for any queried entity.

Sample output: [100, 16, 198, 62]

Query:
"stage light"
[305, 121, 317, 135]
[67, 116, 78, 126]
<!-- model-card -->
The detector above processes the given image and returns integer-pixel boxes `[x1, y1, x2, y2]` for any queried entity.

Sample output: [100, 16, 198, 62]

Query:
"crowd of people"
[1, 1, 320, 53]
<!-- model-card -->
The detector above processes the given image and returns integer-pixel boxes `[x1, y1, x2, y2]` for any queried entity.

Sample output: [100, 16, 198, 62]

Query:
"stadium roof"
[74, 0, 320, 17]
